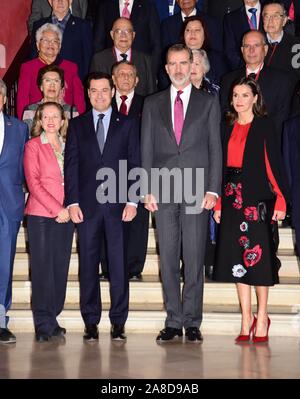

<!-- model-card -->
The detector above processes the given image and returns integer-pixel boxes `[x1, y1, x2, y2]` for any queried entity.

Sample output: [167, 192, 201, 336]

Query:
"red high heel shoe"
[235, 316, 257, 342]
[252, 317, 271, 343]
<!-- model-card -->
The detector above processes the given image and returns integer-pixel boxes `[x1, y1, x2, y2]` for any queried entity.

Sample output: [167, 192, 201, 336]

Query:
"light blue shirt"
[92, 106, 113, 143]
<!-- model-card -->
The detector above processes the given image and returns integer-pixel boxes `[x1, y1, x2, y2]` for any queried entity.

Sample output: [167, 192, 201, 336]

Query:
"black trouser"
[101, 205, 149, 276]
[27, 215, 74, 336]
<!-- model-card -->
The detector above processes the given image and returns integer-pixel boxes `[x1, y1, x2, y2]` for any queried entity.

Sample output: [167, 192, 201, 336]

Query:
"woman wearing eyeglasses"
[17, 23, 85, 119]
[22, 64, 79, 133]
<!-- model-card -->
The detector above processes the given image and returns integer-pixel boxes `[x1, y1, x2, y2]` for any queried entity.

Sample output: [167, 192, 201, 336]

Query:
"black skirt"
[213, 168, 279, 286]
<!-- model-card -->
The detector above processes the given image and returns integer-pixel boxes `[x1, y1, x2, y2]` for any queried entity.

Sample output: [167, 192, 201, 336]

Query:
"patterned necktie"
[122, 1, 131, 18]
[120, 95, 128, 115]
[120, 53, 128, 61]
[96, 113, 105, 154]
[174, 90, 184, 145]
[248, 8, 257, 29]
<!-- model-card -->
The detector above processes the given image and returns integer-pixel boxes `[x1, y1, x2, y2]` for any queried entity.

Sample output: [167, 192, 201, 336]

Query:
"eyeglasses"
[242, 43, 265, 49]
[262, 14, 284, 22]
[43, 78, 61, 85]
[113, 29, 133, 35]
[185, 28, 203, 34]
[40, 38, 60, 46]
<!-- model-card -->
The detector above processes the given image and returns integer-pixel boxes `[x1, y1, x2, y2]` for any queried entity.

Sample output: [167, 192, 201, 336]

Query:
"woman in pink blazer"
[24, 102, 74, 342]
[17, 23, 85, 119]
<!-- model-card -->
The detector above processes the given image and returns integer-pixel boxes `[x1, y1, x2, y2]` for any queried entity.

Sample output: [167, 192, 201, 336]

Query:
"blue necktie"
[96, 113, 105, 154]
[248, 8, 257, 29]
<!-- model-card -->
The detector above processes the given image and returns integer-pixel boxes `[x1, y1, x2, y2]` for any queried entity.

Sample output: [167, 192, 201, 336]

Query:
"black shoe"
[99, 272, 109, 281]
[185, 327, 203, 343]
[111, 324, 126, 341]
[0, 328, 16, 344]
[83, 324, 99, 341]
[156, 327, 183, 342]
[129, 273, 142, 281]
[36, 333, 50, 342]
[52, 325, 66, 337]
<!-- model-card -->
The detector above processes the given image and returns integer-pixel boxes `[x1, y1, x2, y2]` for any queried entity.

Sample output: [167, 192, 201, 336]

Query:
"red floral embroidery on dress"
[225, 182, 234, 196]
[244, 207, 258, 221]
[243, 244, 262, 267]
[239, 235, 250, 249]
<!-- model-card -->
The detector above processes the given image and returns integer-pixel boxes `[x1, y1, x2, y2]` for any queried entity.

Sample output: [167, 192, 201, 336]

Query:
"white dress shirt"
[246, 62, 264, 74]
[170, 84, 217, 199]
[119, 0, 133, 15]
[245, 2, 261, 28]
[266, 31, 284, 44]
[0, 111, 4, 155]
[181, 7, 197, 21]
[92, 106, 112, 142]
[116, 90, 135, 113]
[169, 0, 176, 16]
[114, 46, 132, 62]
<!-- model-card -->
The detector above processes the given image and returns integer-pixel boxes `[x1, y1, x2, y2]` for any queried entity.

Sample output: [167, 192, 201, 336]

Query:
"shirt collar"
[170, 83, 192, 101]
[40, 131, 64, 145]
[52, 8, 71, 22]
[246, 62, 264, 75]
[114, 46, 131, 60]
[245, 2, 261, 14]
[92, 106, 112, 122]
[266, 31, 284, 44]
[181, 8, 197, 20]
[116, 90, 135, 102]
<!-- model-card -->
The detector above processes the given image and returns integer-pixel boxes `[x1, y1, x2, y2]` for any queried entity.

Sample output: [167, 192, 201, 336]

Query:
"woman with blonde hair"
[24, 102, 74, 342]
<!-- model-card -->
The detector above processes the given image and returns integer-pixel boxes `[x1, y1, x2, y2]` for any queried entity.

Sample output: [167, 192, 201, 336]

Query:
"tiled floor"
[1, 333, 300, 379]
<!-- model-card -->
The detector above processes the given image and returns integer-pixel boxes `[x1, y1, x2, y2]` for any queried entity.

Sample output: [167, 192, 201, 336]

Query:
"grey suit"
[28, 0, 88, 32]
[141, 86, 222, 329]
[90, 48, 157, 97]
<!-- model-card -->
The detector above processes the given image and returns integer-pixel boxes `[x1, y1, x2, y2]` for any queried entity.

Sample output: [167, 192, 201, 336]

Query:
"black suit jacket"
[223, 4, 264, 70]
[112, 93, 144, 119]
[90, 48, 156, 96]
[93, 0, 161, 73]
[31, 15, 93, 80]
[64, 109, 140, 218]
[220, 65, 294, 141]
[161, 9, 222, 53]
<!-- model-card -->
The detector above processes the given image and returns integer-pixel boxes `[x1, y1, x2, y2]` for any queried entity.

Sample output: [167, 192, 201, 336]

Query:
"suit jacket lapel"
[102, 110, 120, 156]
[158, 89, 176, 143]
[0, 115, 12, 163]
[131, 0, 142, 22]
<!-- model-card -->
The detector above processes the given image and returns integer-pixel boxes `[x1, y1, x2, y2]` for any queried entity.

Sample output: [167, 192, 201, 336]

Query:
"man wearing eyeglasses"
[31, 0, 93, 80]
[90, 17, 156, 96]
[93, 0, 161, 74]
[263, 2, 300, 82]
[220, 29, 294, 144]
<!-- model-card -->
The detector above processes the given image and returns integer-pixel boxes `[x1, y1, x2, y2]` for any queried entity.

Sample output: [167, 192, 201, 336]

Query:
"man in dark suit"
[90, 17, 156, 96]
[0, 79, 28, 344]
[282, 115, 300, 256]
[28, 0, 88, 32]
[64, 72, 140, 341]
[31, 0, 93, 80]
[161, 0, 222, 53]
[220, 30, 294, 142]
[93, 0, 161, 73]
[223, 0, 265, 70]
[141, 44, 222, 342]
[153, 0, 203, 22]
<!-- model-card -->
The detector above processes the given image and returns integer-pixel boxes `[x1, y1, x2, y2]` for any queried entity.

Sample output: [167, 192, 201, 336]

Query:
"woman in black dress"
[213, 77, 288, 343]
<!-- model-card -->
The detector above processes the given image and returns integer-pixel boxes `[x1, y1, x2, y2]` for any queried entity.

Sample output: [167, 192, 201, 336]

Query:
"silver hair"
[0, 79, 7, 97]
[242, 29, 267, 46]
[35, 23, 62, 48]
[192, 49, 210, 74]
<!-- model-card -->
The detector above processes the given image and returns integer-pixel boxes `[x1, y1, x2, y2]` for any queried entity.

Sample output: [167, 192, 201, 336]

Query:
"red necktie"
[289, 3, 294, 21]
[122, 1, 131, 18]
[120, 95, 128, 115]
[174, 90, 183, 145]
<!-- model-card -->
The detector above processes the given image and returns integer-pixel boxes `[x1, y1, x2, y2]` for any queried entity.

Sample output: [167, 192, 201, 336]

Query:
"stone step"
[12, 251, 300, 280]
[10, 278, 300, 308]
[7, 309, 300, 336]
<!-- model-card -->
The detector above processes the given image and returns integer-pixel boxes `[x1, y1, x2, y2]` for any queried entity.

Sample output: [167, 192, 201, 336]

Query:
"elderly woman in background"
[24, 102, 74, 342]
[182, 15, 228, 84]
[22, 64, 79, 133]
[213, 77, 288, 343]
[17, 23, 85, 119]
[191, 49, 219, 94]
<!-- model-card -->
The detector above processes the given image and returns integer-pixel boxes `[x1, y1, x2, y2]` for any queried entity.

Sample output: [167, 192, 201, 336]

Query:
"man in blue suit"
[31, 0, 93, 81]
[0, 80, 28, 344]
[64, 72, 140, 341]
[152, 0, 203, 21]
[282, 115, 300, 256]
